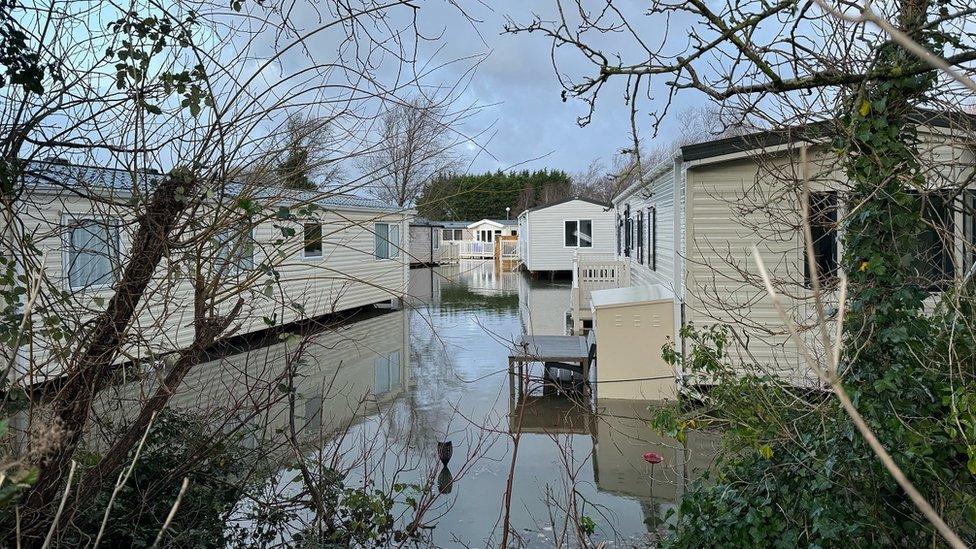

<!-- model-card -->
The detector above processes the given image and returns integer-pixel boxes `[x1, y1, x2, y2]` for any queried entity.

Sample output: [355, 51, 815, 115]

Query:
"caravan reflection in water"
[86, 260, 717, 546]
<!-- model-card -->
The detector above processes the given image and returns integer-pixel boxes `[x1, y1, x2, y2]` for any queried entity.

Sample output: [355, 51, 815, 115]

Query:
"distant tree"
[359, 97, 461, 207]
[571, 154, 640, 203]
[416, 169, 572, 220]
[275, 115, 343, 191]
[573, 107, 749, 202]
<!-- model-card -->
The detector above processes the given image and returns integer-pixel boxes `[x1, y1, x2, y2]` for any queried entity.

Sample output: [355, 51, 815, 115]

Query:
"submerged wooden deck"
[507, 335, 593, 398]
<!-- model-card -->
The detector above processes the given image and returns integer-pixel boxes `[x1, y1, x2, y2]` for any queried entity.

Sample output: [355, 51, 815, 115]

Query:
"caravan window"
[374, 222, 400, 260]
[564, 219, 593, 248]
[442, 229, 463, 241]
[303, 223, 323, 259]
[624, 205, 631, 257]
[966, 191, 976, 269]
[66, 218, 120, 290]
[913, 192, 954, 286]
[215, 223, 255, 275]
[804, 192, 838, 287]
[636, 210, 644, 264]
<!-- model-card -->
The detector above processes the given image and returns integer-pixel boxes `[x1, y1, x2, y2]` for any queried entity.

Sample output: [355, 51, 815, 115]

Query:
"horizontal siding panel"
[614, 167, 678, 292]
[12, 191, 410, 384]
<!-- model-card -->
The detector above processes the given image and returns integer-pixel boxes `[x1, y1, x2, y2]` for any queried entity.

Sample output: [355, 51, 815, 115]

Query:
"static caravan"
[8, 161, 412, 385]
[589, 115, 976, 392]
[438, 221, 469, 243]
[611, 161, 682, 292]
[438, 218, 518, 259]
[408, 219, 445, 267]
[467, 218, 518, 242]
[517, 197, 614, 273]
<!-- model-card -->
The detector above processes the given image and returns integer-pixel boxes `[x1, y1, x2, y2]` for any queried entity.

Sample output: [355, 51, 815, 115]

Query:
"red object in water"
[643, 451, 663, 464]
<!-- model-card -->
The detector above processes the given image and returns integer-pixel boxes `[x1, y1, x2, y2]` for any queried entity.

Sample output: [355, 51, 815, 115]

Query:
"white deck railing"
[499, 240, 518, 260]
[458, 240, 495, 258]
[570, 252, 630, 333]
[438, 242, 460, 263]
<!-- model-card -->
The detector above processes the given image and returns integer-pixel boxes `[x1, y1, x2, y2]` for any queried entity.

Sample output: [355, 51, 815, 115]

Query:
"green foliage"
[25, 408, 427, 546]
[66, 409, 259, 547]
[579, 515, 596, 536]
[277, 144, 316, 190]
[416, 169, 571, 220]
[0, 418, 37, 508]
[0, 232, 73, 360]
[656, 22, 976, 545]
[0, 1, 56, 94]
[107, 7, 210, 116]
[291, 469, 411, 547]
[232, 467, 424, 547]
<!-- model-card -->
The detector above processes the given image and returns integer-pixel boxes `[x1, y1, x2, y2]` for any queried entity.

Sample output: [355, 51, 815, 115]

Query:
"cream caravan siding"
[14, 190, 410, 384]
[680, 136, 974, 382]
[409, 225, 432, 265]
[614, 166, 678, 291]
[521, 200, 615, 272]
[683, 156, 808, 379]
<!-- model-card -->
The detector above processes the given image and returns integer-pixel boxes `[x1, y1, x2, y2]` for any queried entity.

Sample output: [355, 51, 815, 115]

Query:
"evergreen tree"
[416, 169, 572, 220]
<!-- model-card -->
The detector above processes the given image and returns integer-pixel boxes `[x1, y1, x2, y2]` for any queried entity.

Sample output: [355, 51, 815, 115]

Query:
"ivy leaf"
[858, 99, 871, 117]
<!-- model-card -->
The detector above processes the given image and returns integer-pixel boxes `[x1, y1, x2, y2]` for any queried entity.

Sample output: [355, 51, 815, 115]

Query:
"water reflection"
[591, 400, 721, 531]
[91, 308, 410, 452]
[403, 261, 719, 545]
[518, 273, 570, 336]
[83, 260, 717, 546]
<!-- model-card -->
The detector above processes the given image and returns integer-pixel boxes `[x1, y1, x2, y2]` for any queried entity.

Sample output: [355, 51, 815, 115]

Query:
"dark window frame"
[623, 204, 632, 257]
[636, 210, 644, 264]
[650, 206, 657, 271]
[966, 190, 976, 270]
[803, 192, 839, 288]
[303, 222, 323, 259]
[564, 220, 578, 247]
[912, 191, 955, 288]
[564, 219, 593, 248]
[578, 219, 593, 248]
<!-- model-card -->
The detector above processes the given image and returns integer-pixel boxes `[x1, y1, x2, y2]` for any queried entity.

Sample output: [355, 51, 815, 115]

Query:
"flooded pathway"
[391, 261, 718, 546]
[86, 260, 717, 546]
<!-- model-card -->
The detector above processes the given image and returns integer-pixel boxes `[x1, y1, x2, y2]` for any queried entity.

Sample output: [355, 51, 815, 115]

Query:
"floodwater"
[349, 260, 717, 546]
[89, 260, 719, 546]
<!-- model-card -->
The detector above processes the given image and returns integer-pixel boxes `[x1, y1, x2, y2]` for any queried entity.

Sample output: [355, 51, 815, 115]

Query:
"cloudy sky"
[400, 1, 702, 175]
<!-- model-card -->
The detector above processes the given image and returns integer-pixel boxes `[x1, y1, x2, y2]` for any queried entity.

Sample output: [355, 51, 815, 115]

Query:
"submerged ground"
[89, 260, 718, 546]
